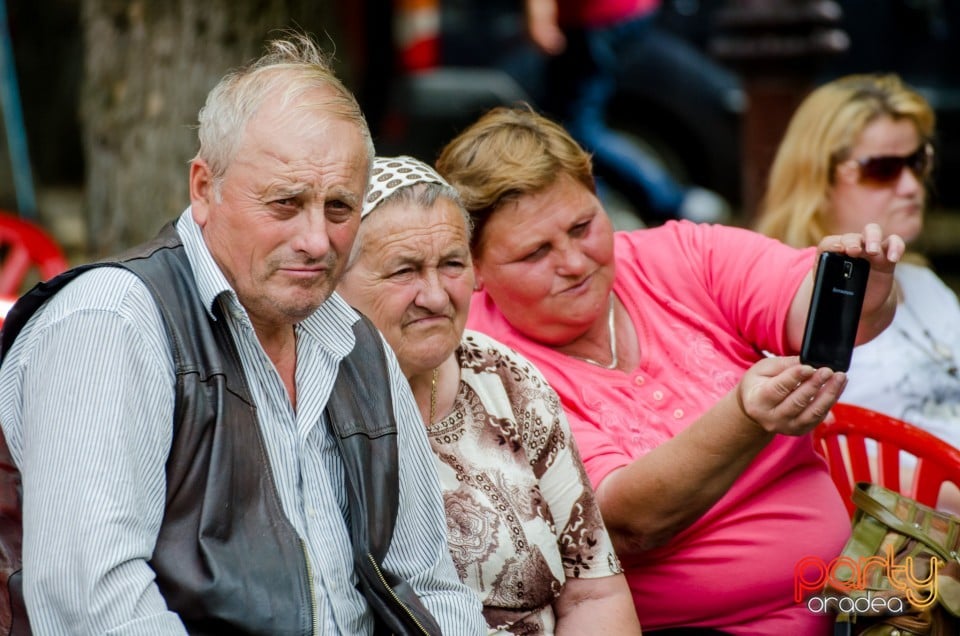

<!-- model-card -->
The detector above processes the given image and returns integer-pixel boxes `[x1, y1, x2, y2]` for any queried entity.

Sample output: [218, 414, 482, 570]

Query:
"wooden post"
[709, 0, 848, 224]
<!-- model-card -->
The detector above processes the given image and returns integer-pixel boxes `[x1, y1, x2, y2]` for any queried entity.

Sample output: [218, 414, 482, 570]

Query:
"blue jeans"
[544, 13, 687, 219]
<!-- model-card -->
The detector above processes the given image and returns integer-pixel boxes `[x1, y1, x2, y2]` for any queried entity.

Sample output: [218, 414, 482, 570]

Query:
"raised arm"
[786, 222, 903, 352]
[594, 356, 846, 556]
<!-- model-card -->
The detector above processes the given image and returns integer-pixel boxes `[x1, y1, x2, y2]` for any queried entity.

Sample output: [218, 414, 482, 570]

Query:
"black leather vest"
[0, 223, 441, 635]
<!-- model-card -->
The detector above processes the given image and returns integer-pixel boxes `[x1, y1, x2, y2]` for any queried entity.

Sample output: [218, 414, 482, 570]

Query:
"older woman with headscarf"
[337, 156, 643, 635]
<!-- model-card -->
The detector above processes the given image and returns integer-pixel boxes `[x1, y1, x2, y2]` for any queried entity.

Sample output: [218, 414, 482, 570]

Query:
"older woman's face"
[473, 173, 616, 346]
[829, 115, 927, 243]
[339, 198, 474, 378]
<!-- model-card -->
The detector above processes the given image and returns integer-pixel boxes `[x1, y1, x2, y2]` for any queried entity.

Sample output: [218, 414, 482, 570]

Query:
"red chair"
[813, 403, 960, 517]
[0, 212, 68, 294]
[0, 213, 68, 327]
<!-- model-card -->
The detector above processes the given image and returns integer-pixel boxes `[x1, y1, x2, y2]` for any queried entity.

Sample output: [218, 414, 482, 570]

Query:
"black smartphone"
[800, 252, 870, 372]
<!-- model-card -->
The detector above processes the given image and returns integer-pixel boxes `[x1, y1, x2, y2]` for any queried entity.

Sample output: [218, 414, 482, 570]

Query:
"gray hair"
[347, 181, 473, 269]
[194, 31, 375, 194]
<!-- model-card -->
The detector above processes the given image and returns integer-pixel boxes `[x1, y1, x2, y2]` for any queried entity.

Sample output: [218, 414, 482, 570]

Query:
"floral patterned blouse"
[427, 330, 622, 635]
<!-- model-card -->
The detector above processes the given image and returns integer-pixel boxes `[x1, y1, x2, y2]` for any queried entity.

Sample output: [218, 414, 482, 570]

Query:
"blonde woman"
[757, 74, 960, 452]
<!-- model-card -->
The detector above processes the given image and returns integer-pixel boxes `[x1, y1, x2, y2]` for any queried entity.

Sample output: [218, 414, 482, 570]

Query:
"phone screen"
[800, 252, 870, 372]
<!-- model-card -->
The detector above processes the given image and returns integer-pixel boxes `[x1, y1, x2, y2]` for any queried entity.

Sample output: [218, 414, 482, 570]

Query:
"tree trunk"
[79, 0, 338, 256]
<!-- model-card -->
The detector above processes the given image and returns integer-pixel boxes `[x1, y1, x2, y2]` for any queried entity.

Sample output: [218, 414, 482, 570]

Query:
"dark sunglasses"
[840, 143, 933, 186]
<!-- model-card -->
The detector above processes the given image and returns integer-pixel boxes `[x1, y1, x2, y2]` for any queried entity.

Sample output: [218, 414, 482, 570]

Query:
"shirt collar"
[176, 208, 236, 320]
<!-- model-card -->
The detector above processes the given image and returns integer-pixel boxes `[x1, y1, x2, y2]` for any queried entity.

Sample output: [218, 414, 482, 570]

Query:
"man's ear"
[189, 159, 214, 226]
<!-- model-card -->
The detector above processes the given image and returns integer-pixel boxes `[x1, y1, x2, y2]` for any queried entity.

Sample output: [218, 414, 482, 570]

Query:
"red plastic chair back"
[0, 212, 68, 297]
[813, 403, 960, 517]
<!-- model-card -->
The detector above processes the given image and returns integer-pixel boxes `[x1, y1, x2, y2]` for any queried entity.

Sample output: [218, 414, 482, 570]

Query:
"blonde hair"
[194, 31, 374, 186]
[756, 73, 935, 248]
[435, 104, 595, 250]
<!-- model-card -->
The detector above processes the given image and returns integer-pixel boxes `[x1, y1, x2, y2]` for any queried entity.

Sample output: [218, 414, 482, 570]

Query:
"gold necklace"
[569, 294, 618, 369]
[429, 367, 439, 423]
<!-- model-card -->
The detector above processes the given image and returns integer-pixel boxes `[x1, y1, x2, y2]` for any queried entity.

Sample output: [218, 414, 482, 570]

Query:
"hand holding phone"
[800, 252, 870, 372]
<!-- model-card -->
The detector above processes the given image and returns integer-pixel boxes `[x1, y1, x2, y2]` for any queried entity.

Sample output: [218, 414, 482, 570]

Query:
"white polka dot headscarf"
[361, 155, 452, 220]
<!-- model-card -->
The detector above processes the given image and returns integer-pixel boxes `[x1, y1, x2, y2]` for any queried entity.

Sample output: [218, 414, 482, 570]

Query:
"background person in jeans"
[524, 0, 730, 224]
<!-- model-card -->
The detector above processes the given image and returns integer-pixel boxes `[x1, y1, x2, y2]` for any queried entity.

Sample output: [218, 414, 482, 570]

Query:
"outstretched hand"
[816, 221, 903, 318]
[736, 356, 847, 437]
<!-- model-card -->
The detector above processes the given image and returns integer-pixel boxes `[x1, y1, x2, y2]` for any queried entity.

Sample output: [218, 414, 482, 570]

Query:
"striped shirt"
[0, 209, 484, 635]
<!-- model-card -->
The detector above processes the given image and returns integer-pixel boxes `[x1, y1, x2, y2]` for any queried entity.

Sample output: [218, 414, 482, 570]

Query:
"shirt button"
[673, 409, 684, 419]
[634, 376, 645, 386]
[653, 390, 664, 401]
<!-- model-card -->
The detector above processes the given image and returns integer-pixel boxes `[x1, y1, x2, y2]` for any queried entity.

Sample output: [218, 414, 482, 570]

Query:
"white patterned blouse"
[428, 329, 623, 635]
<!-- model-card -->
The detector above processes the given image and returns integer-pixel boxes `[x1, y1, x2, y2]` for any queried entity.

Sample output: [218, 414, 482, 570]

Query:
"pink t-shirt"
[557, 0, 660, 29]
[466, 221, 851, 634]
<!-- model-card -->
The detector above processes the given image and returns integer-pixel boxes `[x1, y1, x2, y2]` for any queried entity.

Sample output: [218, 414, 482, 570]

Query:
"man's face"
[190, 87, 370, 333]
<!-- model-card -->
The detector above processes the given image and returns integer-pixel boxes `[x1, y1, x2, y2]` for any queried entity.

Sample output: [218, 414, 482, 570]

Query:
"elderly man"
[0, 33, 483, 635]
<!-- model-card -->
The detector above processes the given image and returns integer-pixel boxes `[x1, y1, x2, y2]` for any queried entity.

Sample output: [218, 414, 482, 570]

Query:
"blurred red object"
[0, 212, 68, 298]
[813, 403, 960, 517]
[394, 0, 440, 71]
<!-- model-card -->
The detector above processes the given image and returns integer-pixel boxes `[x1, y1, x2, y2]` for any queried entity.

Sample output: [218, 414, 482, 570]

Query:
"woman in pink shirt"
[435, 105, 905, 634]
